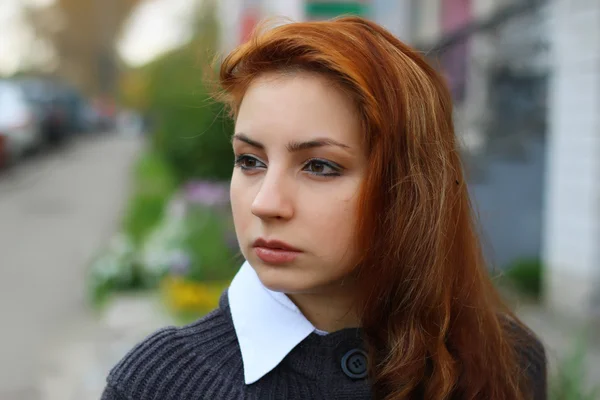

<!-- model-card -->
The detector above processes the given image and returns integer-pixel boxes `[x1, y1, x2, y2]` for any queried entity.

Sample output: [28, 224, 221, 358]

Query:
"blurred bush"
[161, 277, 230, 324]
[122, 151, 177, 245]
[137, 182, 239, 284]
[120, 0, 233, 185]
[184, 205, 239, 282]
[89, 2, 239, 312]
[551, 331, 600, 400]
[144, 182, 239, 321]
[88, 180, 240, 310]
[145, 48, 233, 183]
[502, 257, 543, 299]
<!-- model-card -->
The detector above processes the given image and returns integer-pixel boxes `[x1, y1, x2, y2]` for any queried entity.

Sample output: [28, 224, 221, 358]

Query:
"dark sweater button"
[341, 349, 368, 379]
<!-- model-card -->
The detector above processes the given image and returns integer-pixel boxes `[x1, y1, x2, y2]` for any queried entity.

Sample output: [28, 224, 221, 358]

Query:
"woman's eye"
[234, 155, 266, 170]
[303, 159, 342, 176]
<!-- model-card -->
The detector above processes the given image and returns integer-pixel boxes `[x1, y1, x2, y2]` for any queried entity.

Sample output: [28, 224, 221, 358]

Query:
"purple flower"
[169, 250, 191, 276]
[184, 181, 229, 207]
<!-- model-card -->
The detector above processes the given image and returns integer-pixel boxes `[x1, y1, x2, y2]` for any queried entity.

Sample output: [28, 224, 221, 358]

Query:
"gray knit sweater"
[101, 293, 546, 399]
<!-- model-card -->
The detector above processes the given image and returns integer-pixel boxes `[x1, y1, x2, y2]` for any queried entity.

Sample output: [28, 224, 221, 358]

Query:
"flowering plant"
[87, 180, 240, 313]
[86, 233, 137, 307]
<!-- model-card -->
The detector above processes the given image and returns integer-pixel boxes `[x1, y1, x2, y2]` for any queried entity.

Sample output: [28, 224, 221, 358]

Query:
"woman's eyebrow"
[233, 133, 351, 153]
[286, 138, 351, 152]
[232, 133, 263, 149]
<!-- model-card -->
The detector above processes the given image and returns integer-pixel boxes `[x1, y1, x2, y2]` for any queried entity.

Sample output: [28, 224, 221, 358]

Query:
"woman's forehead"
[235, 72, 362, 148]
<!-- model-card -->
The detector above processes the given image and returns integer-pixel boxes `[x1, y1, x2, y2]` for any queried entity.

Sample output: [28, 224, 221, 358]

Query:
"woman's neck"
[287, 285, 360, 333]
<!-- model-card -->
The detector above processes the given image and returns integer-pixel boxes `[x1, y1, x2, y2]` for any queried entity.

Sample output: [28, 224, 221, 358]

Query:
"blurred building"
[409, 0, 600, 320]
[410, 0, 550, 271]
[217, 1, 375, 53]
[542, 0, 600, 319]
[214, 0, 599, 320]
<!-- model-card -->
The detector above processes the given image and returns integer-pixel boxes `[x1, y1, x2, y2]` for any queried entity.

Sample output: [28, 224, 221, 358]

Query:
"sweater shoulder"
[507, 318, 546, 371]
[105, 304, 244, 399]
[504, 317, 547, 399]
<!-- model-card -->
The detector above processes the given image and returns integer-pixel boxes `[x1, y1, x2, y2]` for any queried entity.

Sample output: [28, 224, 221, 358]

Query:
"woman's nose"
[250, 172, 294, 220]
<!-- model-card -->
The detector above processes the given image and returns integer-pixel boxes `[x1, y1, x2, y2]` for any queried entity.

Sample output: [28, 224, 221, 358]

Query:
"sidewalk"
[37, 294, 174, 400]
[517, 303, 600, 391]
[36, 295, 600, 400]
[0, 133, 142, 400]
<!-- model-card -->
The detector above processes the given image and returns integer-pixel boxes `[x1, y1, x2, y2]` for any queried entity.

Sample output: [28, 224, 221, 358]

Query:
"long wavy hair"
[218, 16, 533, 400]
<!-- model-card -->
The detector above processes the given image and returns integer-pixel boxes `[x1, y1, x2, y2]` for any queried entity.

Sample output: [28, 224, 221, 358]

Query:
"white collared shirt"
[228, 261, 328, 385]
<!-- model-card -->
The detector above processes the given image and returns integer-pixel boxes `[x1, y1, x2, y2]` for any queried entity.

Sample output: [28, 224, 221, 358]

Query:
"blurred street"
[0, 134, 141, 399]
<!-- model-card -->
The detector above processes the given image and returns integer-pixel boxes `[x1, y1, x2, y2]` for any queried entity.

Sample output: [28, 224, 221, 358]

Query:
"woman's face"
[230, 71, 367, 294]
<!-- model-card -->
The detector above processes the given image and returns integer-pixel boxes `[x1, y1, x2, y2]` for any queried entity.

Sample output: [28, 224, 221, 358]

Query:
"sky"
[0, 0, 37, 75]
[117, 0, 200, 67]
[0, 0, 199, 76]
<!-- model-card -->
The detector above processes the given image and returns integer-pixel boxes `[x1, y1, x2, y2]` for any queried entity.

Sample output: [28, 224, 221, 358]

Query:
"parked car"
[14, 78, 71, 145]
[91, 97, 117, 132]
[0, 80, 44, 161]
[82, 102, 103, 133]
[116, 109, 145, 137]
[59, 85, 93, 134]
[45, 81, 104, 135]
[0, 133, 8, 168]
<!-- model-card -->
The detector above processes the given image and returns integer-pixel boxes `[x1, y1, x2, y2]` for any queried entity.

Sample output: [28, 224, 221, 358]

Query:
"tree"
[25, 0, 141, 96]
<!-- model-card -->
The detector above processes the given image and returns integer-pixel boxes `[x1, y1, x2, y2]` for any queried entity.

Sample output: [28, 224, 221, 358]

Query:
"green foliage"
[122, 151, 177, 245]
[184, 205, 240, 282]
[149, 94, 234, 183]
[173, 310, 208, 327]
[139, 1, 234, 184]
[551, 331, 600, 400]
[90, 1, 238, 308]
[503, 257, 543, 298]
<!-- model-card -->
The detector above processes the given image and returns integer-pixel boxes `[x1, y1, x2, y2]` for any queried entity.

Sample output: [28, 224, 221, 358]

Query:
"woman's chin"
[251, 261, 313, 293]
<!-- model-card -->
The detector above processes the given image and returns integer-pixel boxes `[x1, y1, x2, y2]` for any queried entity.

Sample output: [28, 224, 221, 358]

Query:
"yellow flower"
[161, 276, 229, 313]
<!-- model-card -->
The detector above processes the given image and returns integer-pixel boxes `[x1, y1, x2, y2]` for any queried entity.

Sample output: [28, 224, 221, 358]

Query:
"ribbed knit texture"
[102, 293, 547, 400]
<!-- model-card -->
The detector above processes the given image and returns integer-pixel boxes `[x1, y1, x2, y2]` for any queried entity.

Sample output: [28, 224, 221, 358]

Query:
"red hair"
[219, 16, 537, 400]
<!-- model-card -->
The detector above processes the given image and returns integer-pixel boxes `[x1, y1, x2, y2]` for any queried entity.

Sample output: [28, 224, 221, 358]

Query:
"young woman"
[102, 17, 546, 400]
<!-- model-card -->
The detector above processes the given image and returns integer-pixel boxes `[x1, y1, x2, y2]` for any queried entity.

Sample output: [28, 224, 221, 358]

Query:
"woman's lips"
[253, 247, 301, 264]
[252, 238, 302, 264]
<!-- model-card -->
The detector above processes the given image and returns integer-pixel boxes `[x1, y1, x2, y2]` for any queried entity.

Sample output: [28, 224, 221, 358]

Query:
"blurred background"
[0, 0, 598, 399]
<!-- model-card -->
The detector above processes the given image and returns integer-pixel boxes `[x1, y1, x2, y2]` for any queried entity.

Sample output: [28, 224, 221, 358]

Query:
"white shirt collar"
[228, 261, 327, 384]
